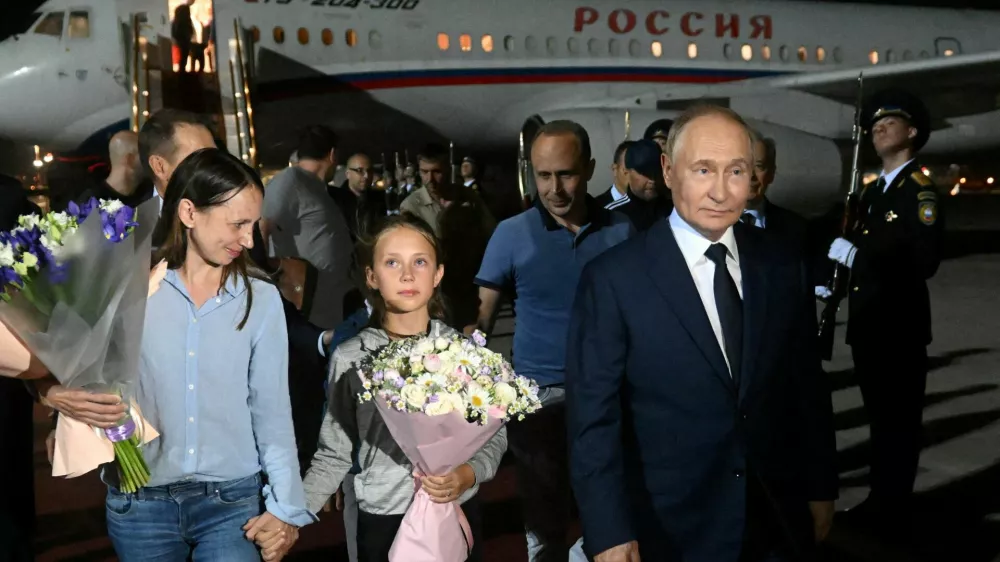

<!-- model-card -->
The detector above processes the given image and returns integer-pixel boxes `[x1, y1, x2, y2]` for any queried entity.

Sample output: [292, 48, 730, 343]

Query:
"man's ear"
[660, 153, 673, 189]
[584, 158, 596, 182]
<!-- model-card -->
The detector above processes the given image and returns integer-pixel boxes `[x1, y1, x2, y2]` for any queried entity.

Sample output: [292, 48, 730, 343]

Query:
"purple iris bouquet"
[0, 196, 160, 492]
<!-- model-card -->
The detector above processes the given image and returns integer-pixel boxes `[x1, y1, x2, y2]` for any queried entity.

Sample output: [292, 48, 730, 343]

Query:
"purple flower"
[479, 366, 491, 377]
[13, 226, 41, 250]
[0, 266, 22, 288]
[427, 394, 440, 403]
[100, 207, 138, 243]
[394, 378, 405, 389]
[372, 371, 385, 383]
[68, 198, 97, 222]
[471, 330, 487, 347]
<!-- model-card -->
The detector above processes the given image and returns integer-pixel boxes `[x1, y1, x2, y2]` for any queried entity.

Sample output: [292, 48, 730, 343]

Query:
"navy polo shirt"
[475, 197, 633, 387]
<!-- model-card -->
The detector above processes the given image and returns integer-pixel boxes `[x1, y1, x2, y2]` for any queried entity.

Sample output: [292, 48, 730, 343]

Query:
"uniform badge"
[885, 210, 898, 222]
[911, 171, 934, 187]
[918, 202, 937, 226]
[917, 191, 937, 202]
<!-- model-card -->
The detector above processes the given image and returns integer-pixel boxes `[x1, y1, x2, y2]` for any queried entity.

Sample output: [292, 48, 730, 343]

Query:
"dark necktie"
[741, 212, 757, 227]
[864, 177, 887, 211]
[705, 243, 743, 384]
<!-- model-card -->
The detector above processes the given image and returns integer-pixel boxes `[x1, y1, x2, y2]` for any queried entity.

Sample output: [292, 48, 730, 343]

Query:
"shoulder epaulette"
[911, 171, 933, 187]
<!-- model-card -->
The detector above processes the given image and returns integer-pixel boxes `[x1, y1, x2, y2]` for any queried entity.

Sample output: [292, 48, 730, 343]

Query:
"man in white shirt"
[566, 104, 837, 562]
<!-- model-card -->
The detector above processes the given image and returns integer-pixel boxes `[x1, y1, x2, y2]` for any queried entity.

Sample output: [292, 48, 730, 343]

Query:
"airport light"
[32, 159, 43, 168]
[921, 167, 930, 176]
[951, 185, 960, 196]
[43, 153, 53, 163]
[960, 177, 967, 184]
[989, 177, 995, 185]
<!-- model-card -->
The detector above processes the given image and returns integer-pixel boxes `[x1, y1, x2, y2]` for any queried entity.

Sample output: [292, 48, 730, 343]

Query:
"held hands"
[41, 383, 126, 428]
[244, 511, 298, 562]
[827, 238, 858, 269]
[595, 541, 641, 562]
[420, 463, 477, 504]
[814, 286, 833, 299]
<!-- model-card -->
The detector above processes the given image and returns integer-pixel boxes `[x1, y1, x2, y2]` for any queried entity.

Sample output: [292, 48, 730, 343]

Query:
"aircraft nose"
[0, 42, 59, 144]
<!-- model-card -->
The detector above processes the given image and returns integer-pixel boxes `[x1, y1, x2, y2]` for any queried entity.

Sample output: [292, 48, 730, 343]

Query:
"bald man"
[73, 130, 152, 209]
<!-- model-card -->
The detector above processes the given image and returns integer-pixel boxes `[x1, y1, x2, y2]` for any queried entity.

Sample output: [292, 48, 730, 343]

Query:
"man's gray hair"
[664, 105, 755, 162]
[532, 120, 592, 164]
[750, 129, 777, 167]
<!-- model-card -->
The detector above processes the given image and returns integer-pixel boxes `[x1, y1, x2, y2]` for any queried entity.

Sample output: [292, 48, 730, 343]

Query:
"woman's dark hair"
[357, 213, 447, 329]
[152, 148, 267, 330]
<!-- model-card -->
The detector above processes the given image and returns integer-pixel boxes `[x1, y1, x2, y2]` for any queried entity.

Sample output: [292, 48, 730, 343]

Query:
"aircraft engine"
[521, 108, 843, 218]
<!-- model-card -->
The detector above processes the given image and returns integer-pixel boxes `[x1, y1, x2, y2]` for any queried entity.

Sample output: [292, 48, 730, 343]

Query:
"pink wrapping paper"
[51, 401, 159, 478]
[0, 320, 47, 379]
[375, 397, 505, 562]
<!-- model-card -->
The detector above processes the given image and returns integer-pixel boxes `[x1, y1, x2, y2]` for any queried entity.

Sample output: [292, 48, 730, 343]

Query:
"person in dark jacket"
[612, 139, 673, 232]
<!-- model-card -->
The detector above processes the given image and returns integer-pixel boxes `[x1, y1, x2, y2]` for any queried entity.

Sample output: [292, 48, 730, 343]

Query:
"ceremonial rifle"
[817, 73, 864, 360]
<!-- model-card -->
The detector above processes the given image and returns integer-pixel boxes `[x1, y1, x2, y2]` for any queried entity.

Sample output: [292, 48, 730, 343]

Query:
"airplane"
[2, 0, 1000, 216]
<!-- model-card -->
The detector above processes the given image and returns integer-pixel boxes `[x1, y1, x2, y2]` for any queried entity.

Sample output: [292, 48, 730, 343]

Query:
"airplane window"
[68, 11, 89, 39]
[903, 50, 913, 61]
[741, 44, 752, 61]
[761, 45, 771, 61]
[322, 28, 333, 46]
[797, 46, 807, 62]
[869, 50, 879, 64]
[651, 41, 662, 58]
[437, 33, 449, 51]
[589, 38, 602, 56]
[460, 34, 472, 52]
[816, 47, 826, 63]
[885, 49, 895, 62]
[370, 30, 382, 49]
[346, 29, 358, 47]
[779, 46, 789, 62]
[273, 26, 285, 45]
[33, 12, 64, 37]
[547, 37, 558, 55]
[723, 44, 733, 60]
[832, 47, 842, 63]
[251, 26, 261, 43]
[567, 37, 580, 55]
[525, 36, 538, 54]
[504, 35, 515, 52]
[482, 35, 494, 53]
[687, 42, 698, 59]
[608, 38, 621, 57]
[628, 40, 640, 57]
[298, 28, 309, 45]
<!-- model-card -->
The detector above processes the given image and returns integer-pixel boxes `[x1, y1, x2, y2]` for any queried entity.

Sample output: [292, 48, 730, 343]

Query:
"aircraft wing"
[765, 50, 1000, 124]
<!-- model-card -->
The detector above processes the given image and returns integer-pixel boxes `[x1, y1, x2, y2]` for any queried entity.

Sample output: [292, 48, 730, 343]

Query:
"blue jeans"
[106, 473, 264, 561]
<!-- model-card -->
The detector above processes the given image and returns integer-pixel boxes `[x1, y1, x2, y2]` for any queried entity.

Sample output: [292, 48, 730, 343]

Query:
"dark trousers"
[357, 498, 482, 562]
[176, 41, 192, 72]
[852, 342, 928, 509]
[506, 386, 573, 562]
[0, 379, 34, 562]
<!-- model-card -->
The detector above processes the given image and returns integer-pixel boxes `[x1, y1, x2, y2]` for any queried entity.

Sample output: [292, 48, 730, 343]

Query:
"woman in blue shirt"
[106, 148, 316, 561]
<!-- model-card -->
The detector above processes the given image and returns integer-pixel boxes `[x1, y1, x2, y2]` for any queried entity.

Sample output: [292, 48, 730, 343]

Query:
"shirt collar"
[163, 268, 249, 302]
[611, 184, 627, 201]
[668, 209, 739, 269]
[880, 158, 915, 190]
[533, 195, 609, 232]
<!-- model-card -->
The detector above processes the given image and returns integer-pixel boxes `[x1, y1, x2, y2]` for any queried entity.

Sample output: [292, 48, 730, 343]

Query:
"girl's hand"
[420, 463, 476, 504]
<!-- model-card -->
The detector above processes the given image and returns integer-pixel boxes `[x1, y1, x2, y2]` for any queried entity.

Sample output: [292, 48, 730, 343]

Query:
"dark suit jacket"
[594, 186, 617, 209]
[566, 220, 837, 562]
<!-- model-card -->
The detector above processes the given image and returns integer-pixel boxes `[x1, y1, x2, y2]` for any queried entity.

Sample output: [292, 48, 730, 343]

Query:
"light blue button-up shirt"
[131, 268, 316, 527]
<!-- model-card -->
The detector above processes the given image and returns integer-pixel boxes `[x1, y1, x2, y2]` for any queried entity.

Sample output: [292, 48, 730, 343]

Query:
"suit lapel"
[735, 225, 769, 402]
[644, 221, 736, 395]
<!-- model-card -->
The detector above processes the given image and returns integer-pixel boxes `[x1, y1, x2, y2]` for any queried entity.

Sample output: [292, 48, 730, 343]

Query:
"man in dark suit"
[566, 105, 838, 562]
[744, 133, 807, 242]
[612, 139, 673, 232]
[595, 141, 632, 210]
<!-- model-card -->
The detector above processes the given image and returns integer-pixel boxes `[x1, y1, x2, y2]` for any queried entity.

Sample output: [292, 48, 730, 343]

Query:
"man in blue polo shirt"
[472, 120, 632, 562]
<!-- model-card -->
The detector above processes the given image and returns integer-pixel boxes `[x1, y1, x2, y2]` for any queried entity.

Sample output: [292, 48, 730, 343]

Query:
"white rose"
[424, 399, 454, 416]
[416, 339, 435, 354]
[449, 342, 463, 354]
[434, 337, 450, 351]
[400, 384, 428, 410]
[494, 382, 518, 406]
[100, 199, 125, 214]
[0, 243, 14, 267]
[439, 392, 466, 414]
[49, 212, 71, 228]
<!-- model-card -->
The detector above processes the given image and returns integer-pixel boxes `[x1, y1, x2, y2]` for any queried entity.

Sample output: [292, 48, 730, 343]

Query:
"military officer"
[643, 118, 673, 153]
[826, 89, 943, 527]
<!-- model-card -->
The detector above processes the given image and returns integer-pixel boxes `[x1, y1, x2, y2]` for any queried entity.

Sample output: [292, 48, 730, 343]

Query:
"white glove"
[827, 237, 857, 269]
[814, 285, 833, 299]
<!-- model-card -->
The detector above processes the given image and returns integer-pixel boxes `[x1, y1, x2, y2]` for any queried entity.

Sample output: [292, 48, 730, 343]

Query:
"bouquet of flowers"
[357, 326, 542, 562]
[0, 197, 160, 493]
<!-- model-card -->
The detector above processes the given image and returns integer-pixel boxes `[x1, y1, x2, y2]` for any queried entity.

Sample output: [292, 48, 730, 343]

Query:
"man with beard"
[613, 139, 673, 231]
[471, 120, 632, 562]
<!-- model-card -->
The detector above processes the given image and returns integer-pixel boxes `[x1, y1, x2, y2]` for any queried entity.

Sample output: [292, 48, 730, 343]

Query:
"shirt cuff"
[262, 483, 320, 527]
[317, 332, 327, 358]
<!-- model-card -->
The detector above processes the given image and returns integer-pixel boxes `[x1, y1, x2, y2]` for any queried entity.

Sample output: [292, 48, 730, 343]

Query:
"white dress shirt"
[668, 210, 743, 375]
[880, 159, 915, 192]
